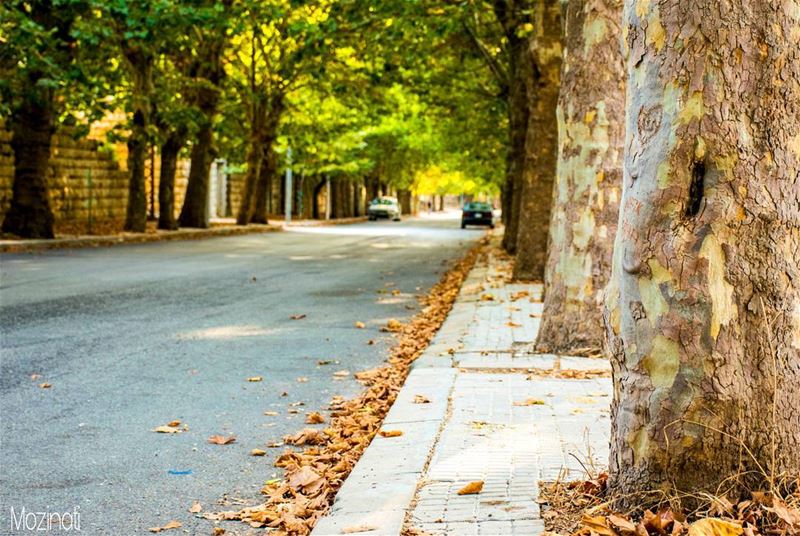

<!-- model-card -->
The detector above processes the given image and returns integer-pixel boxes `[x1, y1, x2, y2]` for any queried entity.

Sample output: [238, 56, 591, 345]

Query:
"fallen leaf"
[510, 291, 529, 301]
[148, 520, 182, 532]
[687, 518, 743, 536]
[343, 525, 378, 533]
[250, 449, 267, 456]
[608, 514, 637, 534]
[367, 339, 375, 345]
[480, 293, 495, 301]
[317, 360, 332, 366]
[305, 412, 325, 424]
[39, 382, 52, 389]
[266, 441, 284, 448]
[457, 481, 484, 495]
[379, 430, 403, 438]
[167, 420, 181, 427]
[213, 528, 225, 535]
[505, 321, 522, 328]
[581, 515, 615, 536]
[153, 425, 182, 434]
[766, 500, 800, 524]
[333, 370, 350, 378]
[284, 428, 325, 445]
[513, 398, 546, 406]
[381, 319, 403, 332]
[208, 435, 236, 445]
[189, 502, 202, 513]
[296, 377, 309, 383]
[355, 321, 365, 329]
[413, 395, 431, 404]
[247, 376, 263, 382]
[289, 314, 306, 320]
[391, 289, 401, 296]
[30, 373, 41, 380]
[264, 411, 278, 416]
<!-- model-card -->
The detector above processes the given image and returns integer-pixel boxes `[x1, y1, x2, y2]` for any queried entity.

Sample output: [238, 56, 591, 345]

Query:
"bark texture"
[536, 0, 625, 354]
[157, 131, 183, 230]
[606, 0, 800, 504]
[123, 51, 153, 233]
[2, 97, 56, 238]
[513, 0, 562, 280]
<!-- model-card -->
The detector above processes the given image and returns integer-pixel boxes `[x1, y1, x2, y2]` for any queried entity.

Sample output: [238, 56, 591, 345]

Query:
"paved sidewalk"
[313, 236, 612, 536]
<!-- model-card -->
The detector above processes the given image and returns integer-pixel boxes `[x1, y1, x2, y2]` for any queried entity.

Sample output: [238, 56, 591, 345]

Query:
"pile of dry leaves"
[540, 473, 800, 536]
[204, 240, 485, 535]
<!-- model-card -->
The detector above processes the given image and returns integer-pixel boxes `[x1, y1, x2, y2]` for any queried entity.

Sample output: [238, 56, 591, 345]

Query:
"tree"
[605, 0, 800, 505]
[511, 0, 561, 280]
[0, 0, 100, 238]
[178, 0, 232, 229]
[535, 0, 624, 355]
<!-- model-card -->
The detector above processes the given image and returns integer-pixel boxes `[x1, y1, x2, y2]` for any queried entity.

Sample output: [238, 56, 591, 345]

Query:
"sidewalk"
[312, 234, 612, 536]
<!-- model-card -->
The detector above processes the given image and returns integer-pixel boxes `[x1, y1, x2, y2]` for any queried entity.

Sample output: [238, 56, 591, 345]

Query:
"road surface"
[0, 214, 481, 534]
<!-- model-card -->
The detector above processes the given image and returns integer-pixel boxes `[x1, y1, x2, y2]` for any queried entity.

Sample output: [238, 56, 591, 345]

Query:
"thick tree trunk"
[251, 142, 276, 224]
[123, 55, 153, 233]
[606, 0, 800, 505]
[353, 180, 361, 217]
[179, 125, 214, 228]
[2, 96, 56, 239]
[501, 36, 532, 253]
[536, 0, 624, 355]
[513, 0, 562, 281]
[398, 189, 412, 215]
[237, 136, 262, 225]
[157, 132, 183, 230]
[124, 113, 148, 232]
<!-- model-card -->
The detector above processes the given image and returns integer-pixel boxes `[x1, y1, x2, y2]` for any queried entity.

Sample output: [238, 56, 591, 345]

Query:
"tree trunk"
[353, 180, 361, 217]
[179, 124, 214, 228]
[501, 34, 532, 253]
[536, 0, 624, 355]
[251, 141, 276, 224]
[157, 132, 183, 230]
[606, 0, 800, 506]
[513, 0, 562, 281]
[237, 133, 262, 225]
[124, 113, 148, 232]
[2, 95, 56, 239]
[398, 189, 412, 216]
[123, 54, 153, 233]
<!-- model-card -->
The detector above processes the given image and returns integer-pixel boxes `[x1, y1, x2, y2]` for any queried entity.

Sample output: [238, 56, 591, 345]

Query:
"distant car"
[368, 197, 402, 221]
[461, 202, 494, 229]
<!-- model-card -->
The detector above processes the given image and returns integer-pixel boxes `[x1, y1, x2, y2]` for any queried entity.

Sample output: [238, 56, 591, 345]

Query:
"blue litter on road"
[168, 469, 192, 475]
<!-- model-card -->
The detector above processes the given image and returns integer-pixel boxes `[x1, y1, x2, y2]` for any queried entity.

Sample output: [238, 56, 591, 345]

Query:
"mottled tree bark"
[251, 141, 277, 224]
[536, 0, 624, 354]
[2, 96, 56, 239]
[606, 0, 800, 505]
[157, 131, 183, 230]
[513, 0, 562, 280]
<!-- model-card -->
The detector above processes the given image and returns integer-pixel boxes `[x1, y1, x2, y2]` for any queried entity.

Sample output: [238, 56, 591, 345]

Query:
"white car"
[368, 197, 401, 221]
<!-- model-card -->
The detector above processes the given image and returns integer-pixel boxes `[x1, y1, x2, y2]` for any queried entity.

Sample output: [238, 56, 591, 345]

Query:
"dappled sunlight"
[175, 325, 285, 341]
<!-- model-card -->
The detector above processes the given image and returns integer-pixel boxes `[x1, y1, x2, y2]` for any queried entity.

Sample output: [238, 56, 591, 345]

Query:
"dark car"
[461, 202, 494, 229]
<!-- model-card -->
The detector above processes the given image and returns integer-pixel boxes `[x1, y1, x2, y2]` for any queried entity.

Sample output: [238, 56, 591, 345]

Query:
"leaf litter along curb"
[539, 471, 800, 536]
[205, 239, 486, 535]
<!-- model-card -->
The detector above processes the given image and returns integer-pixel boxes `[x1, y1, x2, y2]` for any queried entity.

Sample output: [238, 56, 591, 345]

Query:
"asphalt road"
[0, 214, 481, 535]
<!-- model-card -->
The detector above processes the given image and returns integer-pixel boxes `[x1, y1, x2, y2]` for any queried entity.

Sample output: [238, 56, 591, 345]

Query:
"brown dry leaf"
[413, 395, 431, 404]
[505, 321, 522, 328]
[581, 515, 616, 536]
[30, 373, 41, 380]
[480, 293, 495, 301]
[290, 314, 307, 320]
[317, 360, 332, 366]
[343, 525, 378, 533]
[263, 411, 279, 416]
[513, 398, 546, 406]
[208, 435, 236, 445]
[266, 441, 284, 448]
[213, 528, 225, 535]
[284, 428, 325, 445]
[355, 321, 365, 329]
[247, 376, 263, 382]
[167, 420, 181, 427]
[367, 339, 375, 345]
[457, 481, 484, 495]
[333, 370, 350, 378]
[391, 289, 401, 296]
[148, 520, 182, 532]
[608, 514, 637, 534]
[153, 425, 182, 434]
[39, 382, 52, 389]
[189, 502, 202, 513]
[767, 500, 800, 524]
[379, 429, 403, 438]
[687, 519, 743, 536]
[296, 377, 309, 383]
[381, 319, 403, 332]
[250, 449, 267, 457]
[510, 290, 529, 301]
[305, 412, 325, 424]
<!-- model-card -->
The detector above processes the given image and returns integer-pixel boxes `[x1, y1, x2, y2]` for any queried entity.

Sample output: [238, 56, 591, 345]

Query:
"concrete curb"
[0, 216, 371, 254]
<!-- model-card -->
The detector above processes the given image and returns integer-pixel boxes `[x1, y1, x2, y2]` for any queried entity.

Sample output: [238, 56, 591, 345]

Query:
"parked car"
[461, 202, 494, 229]
[368, 196, 402, 221]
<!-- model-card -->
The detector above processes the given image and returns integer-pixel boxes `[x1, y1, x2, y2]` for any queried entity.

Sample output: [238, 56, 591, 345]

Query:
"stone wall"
[0, 129, 129, 234]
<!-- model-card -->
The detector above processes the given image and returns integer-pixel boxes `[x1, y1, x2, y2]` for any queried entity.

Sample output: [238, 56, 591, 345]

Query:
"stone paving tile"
[408, 373, 611, 534]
